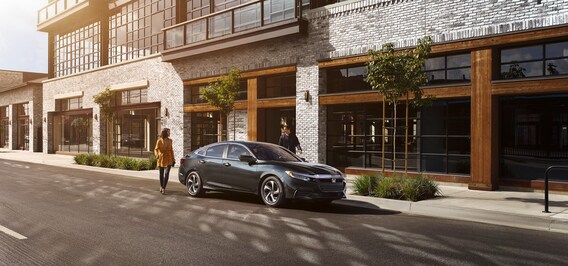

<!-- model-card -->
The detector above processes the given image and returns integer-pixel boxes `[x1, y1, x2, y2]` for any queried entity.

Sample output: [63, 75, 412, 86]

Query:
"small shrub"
[94, 155, 114, 168]
[353, 174, 381, 196]
[402, 175, 439, 202]
[148, 155, 157, 170]
[74, 154, 89, 165]
[135, 160, 152, 171]
[116, 157, 137, 170]
[375, 175, 404, 200]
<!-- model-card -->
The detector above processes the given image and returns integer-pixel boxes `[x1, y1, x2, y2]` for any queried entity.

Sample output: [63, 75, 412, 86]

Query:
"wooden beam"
[422, 85, 471, 98]
[469, 48, 498, 191]
[183, 101, 247, 113]
[257, 97, 295, 108]
[247, 78, 258, 141]
[184, 66, 297, 86]
[492, 77, 568, 95]
[319, 86, 470, 105]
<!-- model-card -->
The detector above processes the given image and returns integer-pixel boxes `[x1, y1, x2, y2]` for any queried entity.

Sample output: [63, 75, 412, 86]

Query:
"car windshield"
[246, 143, 300, 162]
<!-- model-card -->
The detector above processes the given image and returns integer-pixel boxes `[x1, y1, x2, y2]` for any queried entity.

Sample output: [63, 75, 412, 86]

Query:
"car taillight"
[180, 158, 185, 165]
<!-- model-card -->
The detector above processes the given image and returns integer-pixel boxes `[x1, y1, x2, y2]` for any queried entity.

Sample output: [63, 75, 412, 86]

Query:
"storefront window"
[258, 74, 294, 98]
[55, 113, 93, 153]
[114, 108, 159, 158]
[501, 94, 568, 181]
[0, 106, 8, 148]
[191, 112, 226, 151]
[327, 99, 471, 175]
[186, 81, 246, 104]
[15, 103, 30, 151]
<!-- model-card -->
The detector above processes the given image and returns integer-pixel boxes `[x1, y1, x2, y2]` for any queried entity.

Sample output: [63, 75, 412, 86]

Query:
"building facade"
[0, 70, 47, 152]
[37, 0, 568, 191]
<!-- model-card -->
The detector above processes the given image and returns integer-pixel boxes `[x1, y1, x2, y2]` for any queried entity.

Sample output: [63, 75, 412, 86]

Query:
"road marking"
[0, 224, 27, 240]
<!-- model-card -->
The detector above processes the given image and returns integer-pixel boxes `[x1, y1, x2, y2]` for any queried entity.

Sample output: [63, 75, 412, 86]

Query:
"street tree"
[201, 67, 241, 141]
[366, 36, 433, 173]
[93, 87, 115, 155]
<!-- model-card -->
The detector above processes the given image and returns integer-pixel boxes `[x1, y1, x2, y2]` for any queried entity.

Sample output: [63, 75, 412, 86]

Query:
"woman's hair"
[160, 128, 170, 139]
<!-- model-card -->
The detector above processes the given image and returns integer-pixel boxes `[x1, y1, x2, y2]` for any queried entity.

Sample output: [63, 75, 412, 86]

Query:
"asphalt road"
[1, 159, 568, 266]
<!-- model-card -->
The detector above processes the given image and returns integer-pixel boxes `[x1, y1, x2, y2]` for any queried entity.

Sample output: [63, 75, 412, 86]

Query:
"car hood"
[266, 161, 343, 176]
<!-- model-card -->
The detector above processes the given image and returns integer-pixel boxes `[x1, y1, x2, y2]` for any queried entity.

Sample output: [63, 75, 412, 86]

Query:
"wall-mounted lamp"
[304, 91, 310, 102]
[94, 114, 98, 121]
[43, 117, 46, 123]
[29, 119, 33, 125]
[165, 108, 169, 117]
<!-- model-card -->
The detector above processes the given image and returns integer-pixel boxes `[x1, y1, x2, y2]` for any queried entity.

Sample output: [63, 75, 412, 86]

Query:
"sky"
[0, 0, 48, 73]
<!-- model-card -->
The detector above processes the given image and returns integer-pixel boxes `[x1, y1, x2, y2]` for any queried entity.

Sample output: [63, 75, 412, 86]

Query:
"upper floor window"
[54, 21, 101, 77]
[109, 0, 177, 64]
[326, 65, 371, 94]
[185, 80, 247, 104]
[424, 53, 471, 85]
[116, 88, 149, 105]
[56, 97, 83, 111]
[500, 41, 568, 79]
[258, 74, 295, 98]
[187, 0, 211, 20]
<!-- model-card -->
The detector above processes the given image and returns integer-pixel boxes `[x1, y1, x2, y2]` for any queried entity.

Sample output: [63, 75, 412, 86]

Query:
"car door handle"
[223, 162, 231, 167]
[199, 160, 206, 164]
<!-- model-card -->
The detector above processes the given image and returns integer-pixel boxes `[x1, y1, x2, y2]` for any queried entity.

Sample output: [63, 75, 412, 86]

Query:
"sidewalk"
[1, 149, 568, 234]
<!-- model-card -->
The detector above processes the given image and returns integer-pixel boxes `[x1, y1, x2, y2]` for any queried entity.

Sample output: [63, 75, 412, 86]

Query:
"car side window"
[206, 144, 226, 158]
[227, 145, 252, 160]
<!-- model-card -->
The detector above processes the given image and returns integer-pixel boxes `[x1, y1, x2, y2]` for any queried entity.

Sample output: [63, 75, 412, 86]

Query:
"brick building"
[36, 0, 568, 190]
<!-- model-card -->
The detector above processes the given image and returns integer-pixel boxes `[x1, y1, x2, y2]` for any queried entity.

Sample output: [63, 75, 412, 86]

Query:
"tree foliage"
[201, 67, 241, 117]
[93, 87, 115, 121]
[366, 36, 433, 108]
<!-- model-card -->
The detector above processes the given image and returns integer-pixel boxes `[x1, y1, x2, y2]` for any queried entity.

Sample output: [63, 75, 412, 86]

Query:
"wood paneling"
[423, 85, 471, 98]
[183, 101, 246, 113]
[257, 97, 295, 108]
[492, 77, 568, 95]
[469, 48, 498, 191]
[320, 92, 382, 105]
[247, 78, 258, 141]
[184, 66, 296, 85]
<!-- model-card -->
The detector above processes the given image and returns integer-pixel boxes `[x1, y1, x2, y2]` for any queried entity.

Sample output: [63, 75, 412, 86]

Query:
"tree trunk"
[233, 109, 236, 140]
[218, 111, 224, 142]
[393, 101, 397, 173]
[405, 94, 409, 174]
[381, 100, 385, 174]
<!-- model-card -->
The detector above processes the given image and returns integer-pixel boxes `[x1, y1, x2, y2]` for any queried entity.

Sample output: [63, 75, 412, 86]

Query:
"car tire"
[260, 176, 286, 207]
[186, 171, 204, 197]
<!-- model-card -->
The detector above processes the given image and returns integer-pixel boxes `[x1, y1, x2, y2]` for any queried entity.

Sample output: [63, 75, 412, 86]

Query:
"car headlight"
[285, 171, 315, 182]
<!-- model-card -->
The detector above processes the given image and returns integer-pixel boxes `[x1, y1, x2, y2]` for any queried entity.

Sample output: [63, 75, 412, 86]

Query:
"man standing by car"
[279, 125, 302, 154]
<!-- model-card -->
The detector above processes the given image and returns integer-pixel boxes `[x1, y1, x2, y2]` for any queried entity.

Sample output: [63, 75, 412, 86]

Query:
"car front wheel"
[186, 171, 204, 197]
[260, 176, 286, 207]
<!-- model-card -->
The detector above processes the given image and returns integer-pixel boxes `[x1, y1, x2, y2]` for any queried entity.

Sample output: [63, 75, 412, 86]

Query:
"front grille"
[319, 183, 344, 192]
[317, 178, 344, 183]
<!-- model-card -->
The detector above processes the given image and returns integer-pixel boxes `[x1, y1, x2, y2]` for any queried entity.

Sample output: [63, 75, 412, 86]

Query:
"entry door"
[260, 108, 296, 144]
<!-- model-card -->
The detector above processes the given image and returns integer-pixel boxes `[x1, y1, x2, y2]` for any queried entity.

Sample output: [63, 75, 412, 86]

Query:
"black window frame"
[499, 40, 568, 80]
[326, 64, 371, 94]
[424, 53, 471, 85]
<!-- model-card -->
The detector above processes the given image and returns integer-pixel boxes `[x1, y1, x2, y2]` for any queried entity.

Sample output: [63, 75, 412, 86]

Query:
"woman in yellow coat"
[154, 128, 175, 194]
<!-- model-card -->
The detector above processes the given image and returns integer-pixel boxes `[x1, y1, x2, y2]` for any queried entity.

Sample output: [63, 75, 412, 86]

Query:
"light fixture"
[94, 114, 98, 121]
[304, 91, 310, 102]
[165, 108, 169, 117]
[43, 117, 46, 123]
[29, 119, 33, 124]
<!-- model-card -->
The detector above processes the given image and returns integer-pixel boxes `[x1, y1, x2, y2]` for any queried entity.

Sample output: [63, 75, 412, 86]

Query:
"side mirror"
[300, 157, 307, 162]
[239, 155, 257, 164]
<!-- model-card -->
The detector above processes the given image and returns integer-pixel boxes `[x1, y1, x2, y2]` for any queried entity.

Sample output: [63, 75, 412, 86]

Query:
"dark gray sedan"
[178, 141, 346, 207]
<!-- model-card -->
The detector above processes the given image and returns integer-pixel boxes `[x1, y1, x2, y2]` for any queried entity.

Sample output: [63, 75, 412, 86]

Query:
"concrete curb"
[337, 194, 568, 234]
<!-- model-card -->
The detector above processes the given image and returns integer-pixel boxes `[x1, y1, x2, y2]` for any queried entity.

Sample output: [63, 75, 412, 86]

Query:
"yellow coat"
[154, 137, 175, 167]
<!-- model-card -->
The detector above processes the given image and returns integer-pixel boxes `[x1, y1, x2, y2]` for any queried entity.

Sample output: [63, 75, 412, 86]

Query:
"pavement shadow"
[181, 190, 400, 215]
[505, 197, 568, 208]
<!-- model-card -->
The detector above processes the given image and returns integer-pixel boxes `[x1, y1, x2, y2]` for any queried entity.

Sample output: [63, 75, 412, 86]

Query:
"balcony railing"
[37, 0, 87, 25]
[163, 0, 305, 51]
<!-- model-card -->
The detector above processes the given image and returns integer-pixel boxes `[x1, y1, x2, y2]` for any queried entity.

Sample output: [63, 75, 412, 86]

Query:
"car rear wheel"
[186, 171, 204, 197]
[260, 176, 286, 207]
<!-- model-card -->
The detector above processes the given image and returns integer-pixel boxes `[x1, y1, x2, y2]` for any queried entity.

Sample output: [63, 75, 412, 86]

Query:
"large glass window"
[326, 65, 371, 94]
[109, 0, 176, 64]
[115, 88, 149, 105]
[500, 41, 568, 79]
[185, 81, 246, 104]
[327, 100, 471, 175]
[0, 106, 8, 149]
[191, 112, 226, 151]
[54, 21, 100, 77]
[258, 74, 295, 98]
[501, 94, 568, 181]
[114, 108, 159, 158]
[187, 0, 210, 20]
[55, 113, 93, 154]
[424, 53, 471, 85]
[15, 103, 30, 151]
